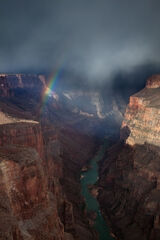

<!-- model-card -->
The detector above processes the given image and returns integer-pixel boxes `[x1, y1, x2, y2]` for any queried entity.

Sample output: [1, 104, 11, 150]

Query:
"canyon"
[1, 73, 159, 240]
[0, 73, 125, 240]
[98, 75, 160, 240]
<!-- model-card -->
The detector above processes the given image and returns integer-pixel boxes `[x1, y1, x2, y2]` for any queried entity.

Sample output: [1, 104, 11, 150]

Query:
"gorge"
[81, 141, 113, 240]
[0, 73, 122, 240]
[0, 73, 160, 240]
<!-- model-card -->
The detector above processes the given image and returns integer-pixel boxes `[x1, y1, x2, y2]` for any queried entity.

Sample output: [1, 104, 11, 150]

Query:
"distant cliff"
[98, 75, 160, 240]
[0, 74, 46, 97]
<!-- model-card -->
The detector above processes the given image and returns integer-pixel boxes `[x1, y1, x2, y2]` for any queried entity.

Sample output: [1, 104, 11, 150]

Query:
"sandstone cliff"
[122, 74, 160, 147]
[98, 75, 160, 240]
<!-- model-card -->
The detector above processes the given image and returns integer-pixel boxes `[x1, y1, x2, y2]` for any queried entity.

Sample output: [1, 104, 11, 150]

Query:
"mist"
[0, 0, 160, 84]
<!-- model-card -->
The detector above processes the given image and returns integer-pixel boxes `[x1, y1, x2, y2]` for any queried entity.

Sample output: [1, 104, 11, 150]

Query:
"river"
[80, 142, 114, 240]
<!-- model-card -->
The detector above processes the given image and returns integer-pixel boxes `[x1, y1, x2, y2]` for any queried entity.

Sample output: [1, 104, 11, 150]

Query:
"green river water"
[80, 142, 114, 240]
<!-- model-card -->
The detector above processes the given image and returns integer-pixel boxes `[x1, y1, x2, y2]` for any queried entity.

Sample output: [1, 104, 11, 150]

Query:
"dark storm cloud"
[0, 0, 160, 82]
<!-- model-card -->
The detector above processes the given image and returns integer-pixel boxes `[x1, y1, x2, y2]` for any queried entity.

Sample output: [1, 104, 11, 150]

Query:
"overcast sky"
[0, 0, 160, 82]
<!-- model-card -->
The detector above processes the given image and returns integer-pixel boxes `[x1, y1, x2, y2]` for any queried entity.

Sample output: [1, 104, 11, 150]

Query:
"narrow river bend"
[80, 142, 114, 240]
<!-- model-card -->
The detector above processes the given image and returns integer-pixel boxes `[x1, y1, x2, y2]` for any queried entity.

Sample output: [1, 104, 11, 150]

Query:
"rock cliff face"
[122, 74, 160, 147]
[98, 75, 160, 240]
[0, 74, 99, 240]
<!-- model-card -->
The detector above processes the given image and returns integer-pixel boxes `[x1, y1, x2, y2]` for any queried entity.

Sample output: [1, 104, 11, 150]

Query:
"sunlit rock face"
[146, 75, 160, 88]
[122, 75, 160, 146]
[98, 75, 160, 240]
[62, 90, 105, 119]
[62, 90, 125, 127]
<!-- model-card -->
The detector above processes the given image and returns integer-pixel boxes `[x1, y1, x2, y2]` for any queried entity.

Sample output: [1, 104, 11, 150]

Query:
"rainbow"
[41, 68, 63, 113]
